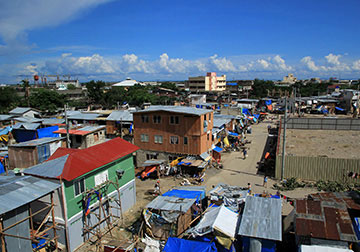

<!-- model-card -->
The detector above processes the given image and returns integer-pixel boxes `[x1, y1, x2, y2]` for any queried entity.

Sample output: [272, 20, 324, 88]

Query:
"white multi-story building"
[187, 72, 226, 92]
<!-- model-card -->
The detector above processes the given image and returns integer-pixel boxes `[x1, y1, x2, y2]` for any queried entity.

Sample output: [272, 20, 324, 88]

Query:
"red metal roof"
[53, 129, 92, 135]
[48, 138, 139, 181]
[295, 192, 360, 242]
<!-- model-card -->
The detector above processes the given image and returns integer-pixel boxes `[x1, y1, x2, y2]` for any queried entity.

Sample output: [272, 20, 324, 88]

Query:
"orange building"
[133, 106, 213, 165]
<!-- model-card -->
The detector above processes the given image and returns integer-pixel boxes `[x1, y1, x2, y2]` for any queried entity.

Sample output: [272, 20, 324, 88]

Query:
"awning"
[200, 152, 211, 161]
[213, 146, 223, 153]
[228, 131, 238, 137]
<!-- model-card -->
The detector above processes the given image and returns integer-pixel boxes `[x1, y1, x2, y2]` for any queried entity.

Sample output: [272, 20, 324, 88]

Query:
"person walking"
[263, 175, 268, 188]
[243, 148, 247, 160]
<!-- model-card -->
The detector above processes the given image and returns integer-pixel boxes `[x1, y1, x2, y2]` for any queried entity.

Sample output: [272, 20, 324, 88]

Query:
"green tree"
[0, 87, 20, 113]
[85, 80, 106, 105]
[251, 79, 275, 98]
[67, 84, 76, 90]
[21, 79, 30, 106]
[160, 82, 178, 91]
[29, 89, 66, 113]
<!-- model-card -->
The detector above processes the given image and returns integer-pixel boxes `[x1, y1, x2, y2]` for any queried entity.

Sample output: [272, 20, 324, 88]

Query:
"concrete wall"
[66, 179, 136, 252]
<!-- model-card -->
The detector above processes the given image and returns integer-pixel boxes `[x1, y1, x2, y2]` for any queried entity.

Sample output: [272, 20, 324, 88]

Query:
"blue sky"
[1, 0, 360, 83]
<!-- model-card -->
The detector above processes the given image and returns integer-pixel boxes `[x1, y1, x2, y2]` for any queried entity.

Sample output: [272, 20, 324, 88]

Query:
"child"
[243, 148, 248, 159]
[263, 176, 268, 188]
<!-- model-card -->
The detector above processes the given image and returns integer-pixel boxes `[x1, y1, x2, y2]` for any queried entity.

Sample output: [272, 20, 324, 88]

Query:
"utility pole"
[64, 104, 70, 148]
[281, 97, 287, 180]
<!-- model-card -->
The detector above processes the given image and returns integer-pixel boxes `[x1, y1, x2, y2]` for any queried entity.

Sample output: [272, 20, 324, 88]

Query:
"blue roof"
[226, 82, 238, 86]
[213, 146, 223, 153]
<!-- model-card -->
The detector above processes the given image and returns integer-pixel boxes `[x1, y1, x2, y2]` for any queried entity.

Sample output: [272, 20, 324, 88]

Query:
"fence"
[275, 155, 360, 182]
[280, 117, 360, 131]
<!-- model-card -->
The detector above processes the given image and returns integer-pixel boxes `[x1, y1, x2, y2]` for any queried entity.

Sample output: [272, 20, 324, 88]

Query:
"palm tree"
[21, 79, 30, 106]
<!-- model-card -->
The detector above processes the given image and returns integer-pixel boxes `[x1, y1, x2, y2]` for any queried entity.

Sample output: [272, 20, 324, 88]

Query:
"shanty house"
[53, 125, 105, 149]
[0, 115, 13, 127]
[106, 110, 133, 141]
[8, 137, 65, 169]
[9, 107, 41, 118]
[23, 137, 139, 251]
[133, 106, 213, 164]
[12, 122, 59, 143]
[238, 196, 282, 252]
[0, 175, 61, 252]
[294, 192, 359, 250]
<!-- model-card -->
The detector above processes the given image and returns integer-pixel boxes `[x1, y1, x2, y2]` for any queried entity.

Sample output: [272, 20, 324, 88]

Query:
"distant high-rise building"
[282, 73, 297, 84]
[187, 72, 226, 92]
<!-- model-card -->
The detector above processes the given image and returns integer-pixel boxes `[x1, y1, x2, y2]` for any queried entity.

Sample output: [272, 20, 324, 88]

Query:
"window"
[204, 114, 207, 121]
[75, 135, 82, 143]
[207, 133, 210, 141]
[153, 115, 161, 124]
[170, 136, 179, 144]
[74, 178, 85, 196]
[141, 115, 149, 123]
[170, 115, 179, 125]
[147, 153, 158, 160]
[184, 137, 188, 145]
[154, 135, 163, 144]
[209, 113, 211, 121]
[141, 134, 149, 142]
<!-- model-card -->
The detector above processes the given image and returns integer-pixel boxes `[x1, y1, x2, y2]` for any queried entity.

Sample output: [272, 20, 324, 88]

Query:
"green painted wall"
[64, 154, 135, 219]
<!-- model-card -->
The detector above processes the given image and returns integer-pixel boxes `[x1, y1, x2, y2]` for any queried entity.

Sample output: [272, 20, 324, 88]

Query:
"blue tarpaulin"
[0, 126, 12, 136]
[37, 126, 59, 139]
[213, 146, 223, 153]
[265, 100, 272, 105]
[242, 108, 251, 115]
[163, 189, 206, 202]
[37, 144, 50, 163]
[242, 237, 276, 252]
[228, 131, 239, 137]
[254, 114, 260, 119]
[335, 106, 345, 111]
[13, 129, 37, 142]
[163, 237, 217, 252]
[226, 83, 237, 86]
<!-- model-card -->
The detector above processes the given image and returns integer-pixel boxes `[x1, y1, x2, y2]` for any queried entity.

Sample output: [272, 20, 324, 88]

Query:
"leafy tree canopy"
[28, 89, 66, 113]
[0, 87, 20, 113]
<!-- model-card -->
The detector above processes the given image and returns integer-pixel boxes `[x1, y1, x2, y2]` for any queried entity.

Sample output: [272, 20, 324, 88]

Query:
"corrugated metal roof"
[13, 117, 43, 123]
[9, 107, 32, 114]
[238, 196, 282, 241]
[10, 137, 64, 148]
[12, 122, 41, 130]
[213, 118, 231, 128]
[146, 196, 196, 213]
[135, 106, 212, 116]
[68, 112, 100, 120]
[42, 118, 65, 125]
[24, 137, 139, 181]
[106, 110, 133, 121]
[54, 125, 105, 135]
[141, 159, 165, 167]
[23, 155, 68, 179]
[0, 115, 12, 121]
[295, 192, 359, 242]
[0, 175, 61, 215]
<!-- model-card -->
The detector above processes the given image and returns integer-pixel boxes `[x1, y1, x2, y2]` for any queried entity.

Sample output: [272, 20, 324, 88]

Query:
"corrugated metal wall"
[2, 205, 31, 252]
[281, 117, 360, 131]
[275, 155, 360, 182]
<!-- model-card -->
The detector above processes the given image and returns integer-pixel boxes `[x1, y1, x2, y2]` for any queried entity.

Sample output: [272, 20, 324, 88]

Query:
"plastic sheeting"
[265, 100, 272, 105]
[37, 144, 50, 163]
[37, 126, 59, 138]
[163, 237, 217, 252]
[190, 205, 238, 249]
[163, 189, 205, 202]
[13, 129, 37, 142]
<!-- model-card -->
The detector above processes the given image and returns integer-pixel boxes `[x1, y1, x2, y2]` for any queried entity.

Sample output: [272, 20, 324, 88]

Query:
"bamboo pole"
[0, 220, 6, 252]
